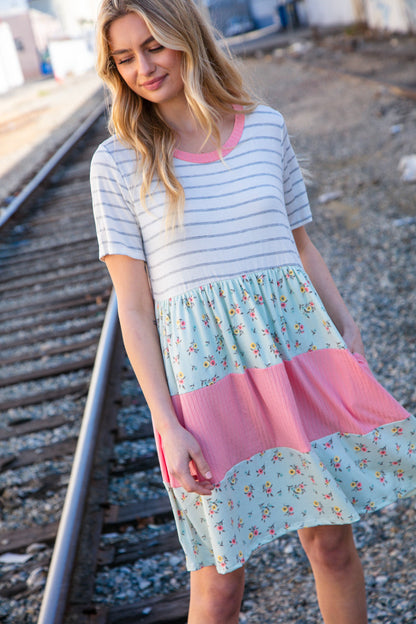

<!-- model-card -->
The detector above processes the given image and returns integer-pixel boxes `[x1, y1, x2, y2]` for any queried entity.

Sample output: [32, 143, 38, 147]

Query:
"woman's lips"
[141, 75, 167, 90]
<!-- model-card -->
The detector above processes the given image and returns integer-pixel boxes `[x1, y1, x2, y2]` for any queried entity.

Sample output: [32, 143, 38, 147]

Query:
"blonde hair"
[96, 0, 258, 229]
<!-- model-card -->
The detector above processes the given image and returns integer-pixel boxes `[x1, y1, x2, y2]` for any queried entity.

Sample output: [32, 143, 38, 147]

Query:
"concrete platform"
[0, 71, 103, 207]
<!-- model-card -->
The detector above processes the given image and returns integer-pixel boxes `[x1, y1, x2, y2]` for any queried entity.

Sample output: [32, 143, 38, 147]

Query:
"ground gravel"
[0, 370, 91, 404]
[0, 30, 415, 624]
[96, 35, 416, 622]
[2, 396, 85, 427]
[235, 34, 416, 623]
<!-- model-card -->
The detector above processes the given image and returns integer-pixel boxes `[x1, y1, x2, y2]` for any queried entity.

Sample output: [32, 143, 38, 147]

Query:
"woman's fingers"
[174, 463, 214, 495]
[189, 446, 213, 482]
[188, 451, 215, 495]
[162, 425, 215, 495]
[177, 449, 214, 495]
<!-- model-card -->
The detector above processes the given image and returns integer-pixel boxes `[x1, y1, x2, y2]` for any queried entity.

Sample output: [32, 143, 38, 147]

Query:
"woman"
[90, 1, 416, 622]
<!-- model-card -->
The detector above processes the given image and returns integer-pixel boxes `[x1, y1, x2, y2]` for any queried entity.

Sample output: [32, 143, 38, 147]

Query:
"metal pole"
[37, 290, 118, 624]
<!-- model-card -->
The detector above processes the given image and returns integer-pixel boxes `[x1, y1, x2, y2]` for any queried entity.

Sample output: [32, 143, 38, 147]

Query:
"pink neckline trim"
[173, 112, 245, 163]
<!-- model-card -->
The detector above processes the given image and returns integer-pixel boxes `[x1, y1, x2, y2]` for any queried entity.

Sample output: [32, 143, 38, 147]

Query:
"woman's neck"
[157, 100, 235, 154]
[156, 94, 194, 135]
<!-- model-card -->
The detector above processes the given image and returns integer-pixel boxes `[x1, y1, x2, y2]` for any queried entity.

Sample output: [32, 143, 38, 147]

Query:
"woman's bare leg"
[298, 524, 367, 624]
[188, 565, 245, 624]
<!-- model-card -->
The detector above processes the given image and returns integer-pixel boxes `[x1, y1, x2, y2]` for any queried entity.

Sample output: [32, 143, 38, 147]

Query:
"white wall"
[3, 12, 42, 78]
[363, 0, 413, 32]
[30, 8, 63, 53]
[0, 21, 24, 93]
[404, 0, 416, 31]
[303, 0, 362, 26]
[0, 0, 28, 16]
[23, 0, 100, 36]
[49, 38, 95, 81]
[50, 0, 100, 36]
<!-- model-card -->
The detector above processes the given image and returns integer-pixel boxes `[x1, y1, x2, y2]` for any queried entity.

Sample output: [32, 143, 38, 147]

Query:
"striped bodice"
[90, 106, 312, 300]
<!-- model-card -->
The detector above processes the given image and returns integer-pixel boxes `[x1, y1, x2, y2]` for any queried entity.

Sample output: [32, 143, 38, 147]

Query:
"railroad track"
[0, 31, 415, 624]
[0, 95, 189, 624]
[59, 342, 189, 624]
[0, 103, 111, 619]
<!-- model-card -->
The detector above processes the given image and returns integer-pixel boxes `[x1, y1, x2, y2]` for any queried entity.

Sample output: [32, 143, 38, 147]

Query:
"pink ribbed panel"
[154, 349, 410, 486]
[173, 111, 245, 163]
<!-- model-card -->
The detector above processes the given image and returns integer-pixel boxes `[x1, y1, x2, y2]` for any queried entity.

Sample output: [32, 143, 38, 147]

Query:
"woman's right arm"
[104, 254, 214, 495]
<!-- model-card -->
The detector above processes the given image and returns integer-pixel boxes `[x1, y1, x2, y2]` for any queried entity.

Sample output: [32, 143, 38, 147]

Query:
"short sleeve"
[90, 143, 146, 262]
[281, 122, 312, 229]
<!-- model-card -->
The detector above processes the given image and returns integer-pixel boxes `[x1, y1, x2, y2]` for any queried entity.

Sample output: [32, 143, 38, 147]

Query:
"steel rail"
[0, 98, 106, 230]
[37, 289, 118, 624]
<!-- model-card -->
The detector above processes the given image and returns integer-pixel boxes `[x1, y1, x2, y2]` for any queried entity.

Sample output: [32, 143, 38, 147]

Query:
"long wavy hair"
[96, 0, 258, 228]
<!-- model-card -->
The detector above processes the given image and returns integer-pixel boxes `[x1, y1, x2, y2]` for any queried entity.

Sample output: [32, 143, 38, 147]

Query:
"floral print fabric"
[153, 264, 416, 574]
[156, 265, 345, 395]
[167, 417, 416, 573]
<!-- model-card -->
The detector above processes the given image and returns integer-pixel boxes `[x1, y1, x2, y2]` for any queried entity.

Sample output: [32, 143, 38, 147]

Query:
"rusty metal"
[37, 291, 119, 624]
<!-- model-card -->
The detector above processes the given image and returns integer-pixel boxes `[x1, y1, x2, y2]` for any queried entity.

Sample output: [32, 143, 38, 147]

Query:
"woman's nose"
[137, 52, 154, 76]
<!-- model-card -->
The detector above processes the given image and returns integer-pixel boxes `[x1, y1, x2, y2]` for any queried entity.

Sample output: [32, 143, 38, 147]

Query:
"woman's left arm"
[293, 226, 365, 356]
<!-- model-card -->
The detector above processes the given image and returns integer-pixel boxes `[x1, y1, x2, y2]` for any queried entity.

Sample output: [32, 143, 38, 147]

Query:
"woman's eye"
[118, 57, 133, 65]
[149, 45, 164, 53]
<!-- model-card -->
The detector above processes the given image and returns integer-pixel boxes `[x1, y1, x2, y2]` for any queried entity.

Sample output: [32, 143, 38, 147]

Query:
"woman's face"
[108, 12, 184, 109]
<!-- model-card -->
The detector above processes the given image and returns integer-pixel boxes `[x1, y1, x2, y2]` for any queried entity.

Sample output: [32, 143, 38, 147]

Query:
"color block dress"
[91, 105, 416, 574]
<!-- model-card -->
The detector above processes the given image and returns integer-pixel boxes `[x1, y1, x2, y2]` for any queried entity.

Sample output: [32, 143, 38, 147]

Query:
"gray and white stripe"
[90, 106, 312, 301]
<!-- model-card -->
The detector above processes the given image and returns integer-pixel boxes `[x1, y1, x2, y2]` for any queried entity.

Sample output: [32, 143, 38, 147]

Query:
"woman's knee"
[190, 565, 245, 617]
[298, 525, 358, 572]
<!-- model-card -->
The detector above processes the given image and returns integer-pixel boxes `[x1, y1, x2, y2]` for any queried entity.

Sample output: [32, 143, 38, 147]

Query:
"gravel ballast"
[0, 30, 415, 624]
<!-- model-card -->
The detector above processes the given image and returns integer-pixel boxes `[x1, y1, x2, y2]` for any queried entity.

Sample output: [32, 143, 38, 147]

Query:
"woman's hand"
[342, 321, 365, 357]
[161, 422, 214, 496]
[104, 255, 215, 496]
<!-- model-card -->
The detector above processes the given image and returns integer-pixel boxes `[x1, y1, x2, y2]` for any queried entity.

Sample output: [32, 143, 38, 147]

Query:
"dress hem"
[184, 489, 413, 574]
[165, 414, 416, 575]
